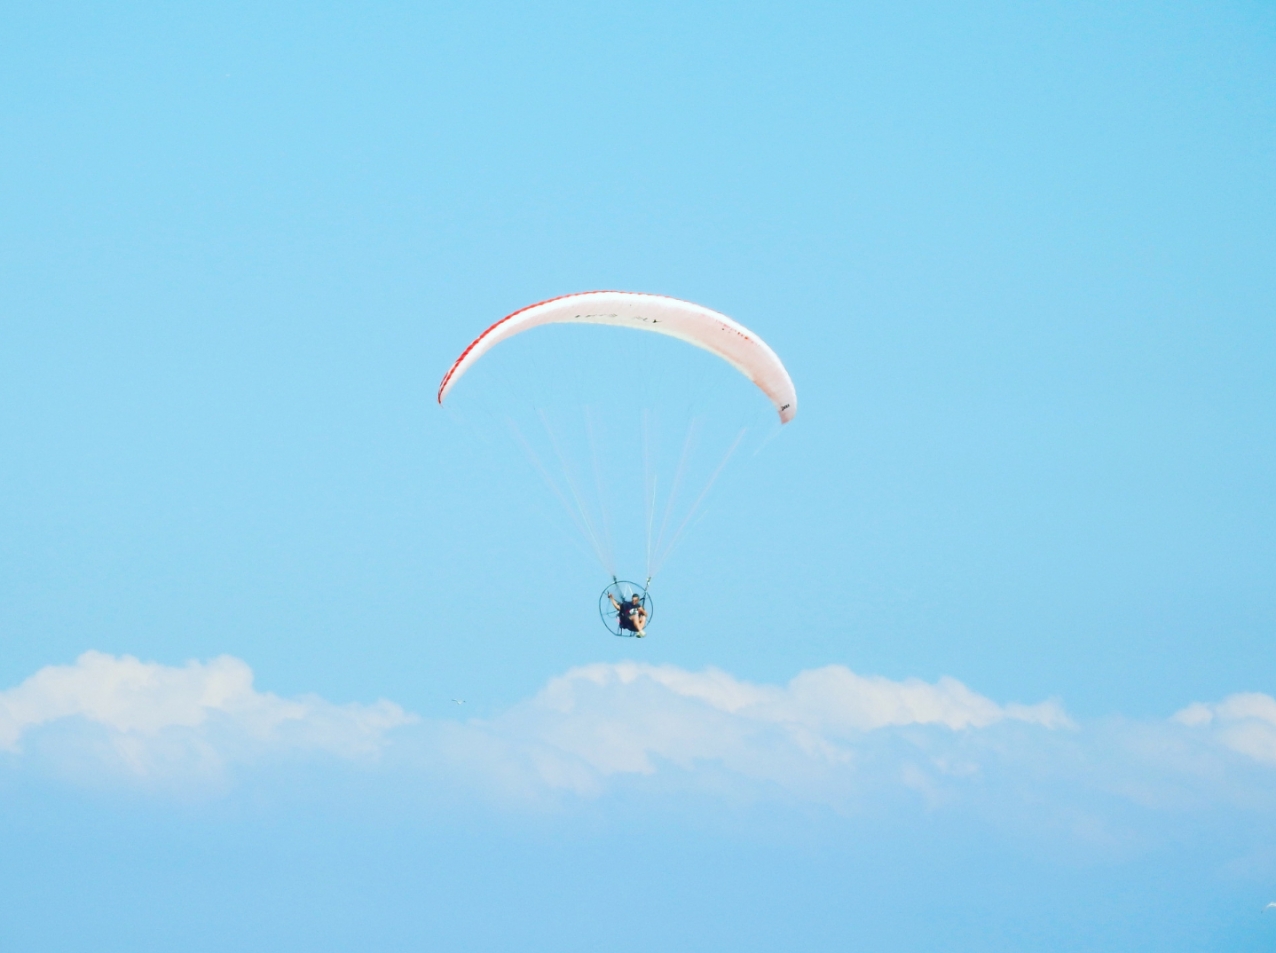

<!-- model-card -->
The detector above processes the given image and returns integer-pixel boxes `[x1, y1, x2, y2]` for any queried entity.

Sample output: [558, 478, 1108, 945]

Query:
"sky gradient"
[2, 2, 1275, 950]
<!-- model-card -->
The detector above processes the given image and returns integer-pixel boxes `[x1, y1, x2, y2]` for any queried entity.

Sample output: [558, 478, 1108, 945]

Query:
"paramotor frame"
[599, 579, 654, 638]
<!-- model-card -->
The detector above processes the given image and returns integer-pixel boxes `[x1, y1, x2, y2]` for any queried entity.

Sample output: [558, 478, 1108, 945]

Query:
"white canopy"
[438, 291, 797, 423]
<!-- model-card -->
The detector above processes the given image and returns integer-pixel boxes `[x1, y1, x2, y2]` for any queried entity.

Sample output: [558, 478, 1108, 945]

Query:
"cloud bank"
[3, 652, 1275, 828]
[436, 662, 1072, 802]
[1173, 693, 1276, 766]
[0, 651, 414, 787]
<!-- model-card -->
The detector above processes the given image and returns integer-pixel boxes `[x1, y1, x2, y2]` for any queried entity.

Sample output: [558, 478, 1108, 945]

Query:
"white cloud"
[540, 662, 1072, 730]
[0, 651, 415, 784]
[445, 662, 1073, 801]
[1173, 693, 1276, 766]
[5, 651, 1276, 825]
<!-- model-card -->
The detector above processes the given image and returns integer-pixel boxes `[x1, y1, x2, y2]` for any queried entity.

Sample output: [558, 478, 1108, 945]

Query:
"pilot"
[608, 591, 648, 637]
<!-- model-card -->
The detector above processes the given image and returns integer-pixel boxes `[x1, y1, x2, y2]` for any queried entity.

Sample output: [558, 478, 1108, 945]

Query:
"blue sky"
[2, 2, 1275, 950]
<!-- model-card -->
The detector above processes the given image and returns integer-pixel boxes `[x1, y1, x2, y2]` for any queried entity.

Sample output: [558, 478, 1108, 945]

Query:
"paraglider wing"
[437, 291, 797, 423]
